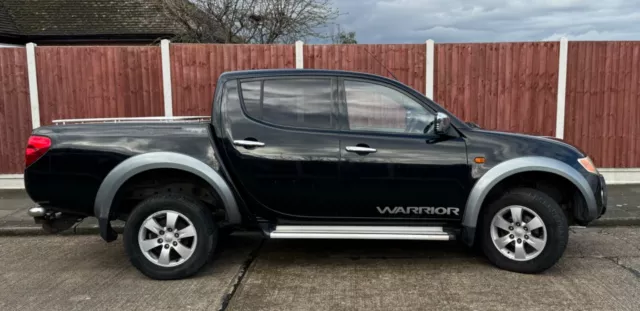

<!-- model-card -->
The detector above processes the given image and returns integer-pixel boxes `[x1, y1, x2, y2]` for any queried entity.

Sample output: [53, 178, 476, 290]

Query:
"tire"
[124, 194, 217, 280]
[480, 187, 568, 274]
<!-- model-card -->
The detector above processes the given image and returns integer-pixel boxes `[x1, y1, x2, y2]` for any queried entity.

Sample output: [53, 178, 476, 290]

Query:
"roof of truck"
[219, 69, 397, 82]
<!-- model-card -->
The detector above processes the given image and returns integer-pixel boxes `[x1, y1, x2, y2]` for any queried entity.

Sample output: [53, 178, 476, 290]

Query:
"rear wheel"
[124, 194, 217, 280]
[481, 188, 568, 273]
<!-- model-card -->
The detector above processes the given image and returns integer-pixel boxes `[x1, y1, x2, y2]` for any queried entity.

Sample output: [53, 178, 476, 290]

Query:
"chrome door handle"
[233, 140, 265, 147]
[345, 146, 377, 153]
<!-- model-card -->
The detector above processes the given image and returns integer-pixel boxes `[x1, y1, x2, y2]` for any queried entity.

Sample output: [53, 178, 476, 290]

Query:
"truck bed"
[24, 122, 217, 216]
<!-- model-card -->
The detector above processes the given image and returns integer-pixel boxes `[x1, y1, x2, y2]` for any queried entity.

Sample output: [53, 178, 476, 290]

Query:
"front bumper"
[573, 172, 607, 225]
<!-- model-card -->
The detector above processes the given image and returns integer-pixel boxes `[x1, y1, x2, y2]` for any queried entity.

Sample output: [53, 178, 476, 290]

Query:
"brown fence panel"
[171, 44, 295, 116]
[36, 46, 164, 125]
[434, 42, 559, 136]
[565, 42, 640, 167]
[304, 44, 426, 94]
[0, 48, 32, 174]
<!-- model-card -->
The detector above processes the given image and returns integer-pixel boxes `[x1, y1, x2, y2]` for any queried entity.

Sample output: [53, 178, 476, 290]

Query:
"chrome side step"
[269, 225, 455, 241]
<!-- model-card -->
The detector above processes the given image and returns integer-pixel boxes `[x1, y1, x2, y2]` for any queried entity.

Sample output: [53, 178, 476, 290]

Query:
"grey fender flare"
[462, 156, 597, 232]
[94, 152, 241, 240]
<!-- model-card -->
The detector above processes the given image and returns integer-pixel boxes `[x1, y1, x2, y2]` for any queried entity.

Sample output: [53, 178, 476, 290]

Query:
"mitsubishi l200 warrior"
[24, 70, 607, 279]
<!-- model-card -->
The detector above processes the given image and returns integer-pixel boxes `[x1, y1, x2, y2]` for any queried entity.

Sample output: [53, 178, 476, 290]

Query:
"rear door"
[336, 78, 470, 221]
[219, 77, 343, 219]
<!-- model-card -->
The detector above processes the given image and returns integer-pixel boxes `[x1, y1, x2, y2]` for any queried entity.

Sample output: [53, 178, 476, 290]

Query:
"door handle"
[345, 146, 377, 153]
[234, 140, 265, 147]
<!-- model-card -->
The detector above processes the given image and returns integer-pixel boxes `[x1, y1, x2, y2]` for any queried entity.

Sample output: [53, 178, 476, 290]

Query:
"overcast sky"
[331, 0, 640, 43]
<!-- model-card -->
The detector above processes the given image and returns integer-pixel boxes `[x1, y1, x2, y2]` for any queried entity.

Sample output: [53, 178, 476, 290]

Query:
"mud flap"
[98, 217, 118, 242]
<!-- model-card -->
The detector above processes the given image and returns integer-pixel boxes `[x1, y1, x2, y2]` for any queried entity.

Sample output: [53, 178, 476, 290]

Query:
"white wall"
[0, 42, 23, 48]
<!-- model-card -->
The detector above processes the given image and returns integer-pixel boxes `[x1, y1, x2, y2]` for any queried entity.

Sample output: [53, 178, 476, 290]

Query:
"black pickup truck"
[24, 69, 606, 279]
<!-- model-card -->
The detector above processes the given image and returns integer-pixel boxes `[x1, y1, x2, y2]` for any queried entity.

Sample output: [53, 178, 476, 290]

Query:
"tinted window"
[241, 78, 334, 129]
[344, 80, 435, 134]
[240, 81, 262, 118]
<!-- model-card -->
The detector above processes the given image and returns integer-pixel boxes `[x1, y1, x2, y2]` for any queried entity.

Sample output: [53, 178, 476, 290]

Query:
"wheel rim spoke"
[173, 243, 194, 259]
[165, 211, 179, 229]
[509, 207, 523, 224]
[526, 217, 544, 230]
[143, 218, 163, 235]
[158, 247, 171, 265]
[514, 242, 526, 260]
[177, 225, 196, 238]
[140, 238, 160, 252]
[494, 235, 512, 249]
[493, 216, 511, 231]
[525, 236, 545, 251]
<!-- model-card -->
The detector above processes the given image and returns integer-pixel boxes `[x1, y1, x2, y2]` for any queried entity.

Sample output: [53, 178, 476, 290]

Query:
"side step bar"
[269, 226, 455, 241]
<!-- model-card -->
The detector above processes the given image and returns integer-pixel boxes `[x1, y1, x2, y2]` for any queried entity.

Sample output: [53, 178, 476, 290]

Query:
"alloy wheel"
[138, 210, 198, 267]
[490, 205, 547, 261]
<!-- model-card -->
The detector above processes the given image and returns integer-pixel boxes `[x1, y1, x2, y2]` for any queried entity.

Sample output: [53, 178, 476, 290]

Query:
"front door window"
[344, 80, 436, 135]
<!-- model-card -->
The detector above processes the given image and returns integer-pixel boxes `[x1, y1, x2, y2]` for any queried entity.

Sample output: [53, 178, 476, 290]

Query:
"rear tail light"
[25, 136, 51, 167]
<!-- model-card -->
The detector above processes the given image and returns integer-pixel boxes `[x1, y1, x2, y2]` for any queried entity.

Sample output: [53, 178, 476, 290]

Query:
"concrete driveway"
[0, 227, 638, 311]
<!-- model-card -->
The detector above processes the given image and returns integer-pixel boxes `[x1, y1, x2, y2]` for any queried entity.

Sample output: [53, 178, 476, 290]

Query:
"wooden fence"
[0, 48, 32, 174]
[36, 46, 165, 125]
[434, 42, 560, 137]
[304, 44, 426, 94]
[171, 44, 295, 116]
[0, 41, 639, 175]
[564, 42, 640, 168]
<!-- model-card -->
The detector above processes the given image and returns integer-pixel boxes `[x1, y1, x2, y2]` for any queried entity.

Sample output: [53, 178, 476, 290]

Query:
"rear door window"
[240, 78, 335, 130]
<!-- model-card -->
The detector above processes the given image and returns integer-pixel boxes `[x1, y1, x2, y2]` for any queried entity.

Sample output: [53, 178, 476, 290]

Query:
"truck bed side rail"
[52, 116, 211, 125]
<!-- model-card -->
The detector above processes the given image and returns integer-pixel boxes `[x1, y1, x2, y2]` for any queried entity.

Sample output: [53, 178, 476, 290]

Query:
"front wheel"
[124, 194, 217, 280]
[480, 188, 568, 273]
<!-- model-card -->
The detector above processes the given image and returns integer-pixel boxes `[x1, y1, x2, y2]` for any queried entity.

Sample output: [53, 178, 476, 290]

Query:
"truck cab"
[24, 70, 606, 279]
[214, 71, 469, 223]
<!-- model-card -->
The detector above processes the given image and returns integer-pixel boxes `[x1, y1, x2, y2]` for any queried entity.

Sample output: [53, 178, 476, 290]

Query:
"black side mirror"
[434, 112, 451, 135]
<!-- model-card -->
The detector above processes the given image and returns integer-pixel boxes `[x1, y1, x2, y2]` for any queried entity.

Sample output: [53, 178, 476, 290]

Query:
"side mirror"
[434, 112, 451, 135]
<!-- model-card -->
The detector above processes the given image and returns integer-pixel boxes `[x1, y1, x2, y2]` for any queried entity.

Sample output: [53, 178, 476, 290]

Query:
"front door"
[336, 78, 470, 222]
[220, 77, 343, 219]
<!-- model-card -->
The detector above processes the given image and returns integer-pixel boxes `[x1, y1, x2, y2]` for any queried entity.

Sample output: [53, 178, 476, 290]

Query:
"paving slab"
[0, 232, 262, 311]
[227, 228, 640, 311]
[0, 226, 638, 310]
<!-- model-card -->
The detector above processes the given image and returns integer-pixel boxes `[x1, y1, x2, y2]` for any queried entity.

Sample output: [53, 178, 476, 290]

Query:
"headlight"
[578, 157, 598, 174]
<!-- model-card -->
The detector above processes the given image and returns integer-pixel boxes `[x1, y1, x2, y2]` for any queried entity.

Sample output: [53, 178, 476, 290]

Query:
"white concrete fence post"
[26, 42, 40, 129]
[295, 41, 304, 69]
[425, 39, 435, 99]
[160, 39, 174, 117]
[555, 37, 568, 139]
